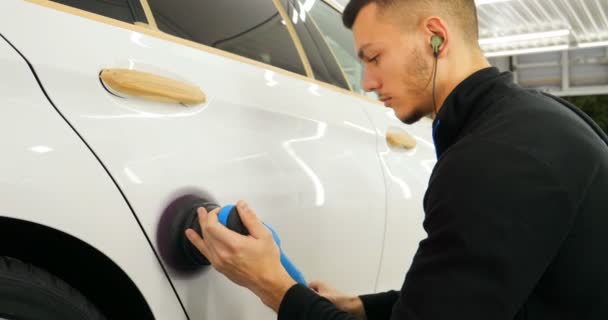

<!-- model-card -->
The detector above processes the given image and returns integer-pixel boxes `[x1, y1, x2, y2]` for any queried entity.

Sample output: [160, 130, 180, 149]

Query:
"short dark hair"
[342, 0, 479, 44]
[343, 0, 389, 29]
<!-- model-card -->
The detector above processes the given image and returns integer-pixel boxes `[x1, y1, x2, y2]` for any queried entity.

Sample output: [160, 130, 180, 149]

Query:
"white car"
[0, 0, 436, 319]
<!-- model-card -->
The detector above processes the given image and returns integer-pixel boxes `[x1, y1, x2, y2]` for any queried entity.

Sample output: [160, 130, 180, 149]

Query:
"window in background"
[284, 0, 350, 89]
[147, 0, 306, 76]
[305, 0, 365, 94]
[49, 0, 147, 24]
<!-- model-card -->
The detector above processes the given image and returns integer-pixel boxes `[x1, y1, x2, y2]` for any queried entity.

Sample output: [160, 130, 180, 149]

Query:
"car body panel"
[0, 1, 404, 318]
[363, 108, 434, 292]
[0, 29, 185, 319]
[0, 0, 437, 318]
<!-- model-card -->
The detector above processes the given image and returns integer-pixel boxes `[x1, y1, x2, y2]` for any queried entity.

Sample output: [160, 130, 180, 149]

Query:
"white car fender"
[0, 33, 186, 319]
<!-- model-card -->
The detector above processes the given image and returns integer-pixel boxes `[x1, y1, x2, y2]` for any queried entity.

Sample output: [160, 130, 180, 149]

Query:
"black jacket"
[278, 67, 608, 320]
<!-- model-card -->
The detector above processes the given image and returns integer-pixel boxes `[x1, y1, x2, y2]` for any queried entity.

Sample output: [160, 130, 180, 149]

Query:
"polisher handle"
[217, 205, 307, 285]
[265, 223, 307, 285]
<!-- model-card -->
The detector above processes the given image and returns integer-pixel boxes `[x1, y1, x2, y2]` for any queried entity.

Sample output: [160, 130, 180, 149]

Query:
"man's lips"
[379, 97, 392, 105]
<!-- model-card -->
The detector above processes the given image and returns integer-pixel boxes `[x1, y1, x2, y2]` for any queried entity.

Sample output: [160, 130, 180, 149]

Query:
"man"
[186, 0, 608, 319]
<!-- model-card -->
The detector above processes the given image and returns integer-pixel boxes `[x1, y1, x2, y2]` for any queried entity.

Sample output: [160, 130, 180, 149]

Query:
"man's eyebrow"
[357, 44, 372, 60]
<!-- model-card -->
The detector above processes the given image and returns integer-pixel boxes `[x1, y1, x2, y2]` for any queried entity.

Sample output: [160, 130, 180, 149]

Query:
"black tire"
[0, 256, 106, 320]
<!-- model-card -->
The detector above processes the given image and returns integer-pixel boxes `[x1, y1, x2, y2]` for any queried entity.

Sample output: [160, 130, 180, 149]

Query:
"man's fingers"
[308, 280, 328, 293]
[198, 206, 224, 237]
[236, 200, 269, 239]
[309, 281, 321, 290]
[198, 206, 221, 228]
[196, 206, 209, 231]
[202, 206, 244, 246]
[185, 228, 210, 257]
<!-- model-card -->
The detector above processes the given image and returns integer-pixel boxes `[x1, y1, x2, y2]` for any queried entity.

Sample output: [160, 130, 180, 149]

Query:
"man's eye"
[369, 55, 380, 64]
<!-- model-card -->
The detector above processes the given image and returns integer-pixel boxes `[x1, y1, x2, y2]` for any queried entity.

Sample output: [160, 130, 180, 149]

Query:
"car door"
[0, 0, 387, 318]
[298, 0, 436, 293]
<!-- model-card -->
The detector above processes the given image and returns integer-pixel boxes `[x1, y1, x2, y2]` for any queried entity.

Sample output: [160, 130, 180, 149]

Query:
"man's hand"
[309, 281, 367, 320]
[185, 200, 296, 311]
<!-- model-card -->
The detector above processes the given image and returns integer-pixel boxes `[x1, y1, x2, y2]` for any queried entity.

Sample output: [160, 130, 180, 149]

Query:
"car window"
[306, 1, 365, 94]
[49, 0, 147, 24]
[147, 0, 307, 76]
[283, 0, 350, 90]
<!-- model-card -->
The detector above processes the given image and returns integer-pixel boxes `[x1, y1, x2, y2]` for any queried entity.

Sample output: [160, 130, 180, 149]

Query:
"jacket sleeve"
[278, 286, 399, 320]
[359, 291, 399, 320]
[278, 284, 359, 320]
[389, 139, 575, 320]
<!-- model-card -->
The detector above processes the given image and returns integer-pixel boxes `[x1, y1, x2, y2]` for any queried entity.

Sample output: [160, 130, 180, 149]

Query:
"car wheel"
[0, 256, 106, 320]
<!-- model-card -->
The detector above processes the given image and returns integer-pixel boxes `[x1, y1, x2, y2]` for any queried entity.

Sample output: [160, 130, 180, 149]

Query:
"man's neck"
[435, 54, 492, 114]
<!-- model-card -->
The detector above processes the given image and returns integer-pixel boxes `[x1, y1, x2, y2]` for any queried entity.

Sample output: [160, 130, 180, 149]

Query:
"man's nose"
[362, 67, 380, 93]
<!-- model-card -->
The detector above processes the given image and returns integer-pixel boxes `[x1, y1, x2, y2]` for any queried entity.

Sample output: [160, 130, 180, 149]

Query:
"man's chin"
[398, 110, 429, 125]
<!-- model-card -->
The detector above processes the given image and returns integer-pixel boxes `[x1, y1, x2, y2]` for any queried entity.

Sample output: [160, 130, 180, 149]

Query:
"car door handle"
[386, 130, 416, 150]
[100, 69, 206, 105]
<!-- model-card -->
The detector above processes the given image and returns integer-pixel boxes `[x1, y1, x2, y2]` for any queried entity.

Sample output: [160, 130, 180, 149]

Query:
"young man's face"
[352, 3, 434, 124]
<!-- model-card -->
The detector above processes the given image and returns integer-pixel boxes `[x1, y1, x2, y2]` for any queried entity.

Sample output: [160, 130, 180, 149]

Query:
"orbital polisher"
[157, 190, 306, 285]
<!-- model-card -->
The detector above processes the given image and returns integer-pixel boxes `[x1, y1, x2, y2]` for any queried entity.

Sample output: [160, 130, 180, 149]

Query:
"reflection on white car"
[0, 0, 435, 319]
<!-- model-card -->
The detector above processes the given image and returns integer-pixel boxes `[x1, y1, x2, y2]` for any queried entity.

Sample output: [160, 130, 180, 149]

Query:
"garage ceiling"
[331, 0, 608, 57]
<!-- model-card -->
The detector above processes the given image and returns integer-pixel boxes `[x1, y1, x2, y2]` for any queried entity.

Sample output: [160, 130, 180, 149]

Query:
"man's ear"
[425, 16, 449, 56]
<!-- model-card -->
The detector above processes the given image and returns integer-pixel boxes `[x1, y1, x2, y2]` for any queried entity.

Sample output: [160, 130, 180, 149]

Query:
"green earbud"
[431, 35, 444, 55]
